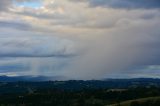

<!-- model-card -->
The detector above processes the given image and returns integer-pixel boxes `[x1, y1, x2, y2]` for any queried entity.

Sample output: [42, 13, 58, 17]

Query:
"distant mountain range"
[0, 76, 160, 82]
[0, 76, 64, 82]
[0, 76, 160, 94]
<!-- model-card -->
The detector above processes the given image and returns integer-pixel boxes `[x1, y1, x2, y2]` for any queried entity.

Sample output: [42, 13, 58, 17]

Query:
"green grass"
[108, 96, 160, 106]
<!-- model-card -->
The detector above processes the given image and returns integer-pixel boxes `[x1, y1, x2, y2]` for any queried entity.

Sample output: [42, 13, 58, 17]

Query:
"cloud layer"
[0, 0, 12, 11]
[0, 37, 75, 57]
[0, 0, 159, 79]
[73, 0, 160, 9]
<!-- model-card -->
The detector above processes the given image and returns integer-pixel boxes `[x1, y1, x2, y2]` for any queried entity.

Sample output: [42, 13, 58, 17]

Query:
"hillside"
[0, 79, 160, 105]
[110, 96, 160, 106]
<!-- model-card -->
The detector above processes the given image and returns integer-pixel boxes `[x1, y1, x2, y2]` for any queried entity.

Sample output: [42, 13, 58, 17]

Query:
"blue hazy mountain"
[0, 76, 64, 82]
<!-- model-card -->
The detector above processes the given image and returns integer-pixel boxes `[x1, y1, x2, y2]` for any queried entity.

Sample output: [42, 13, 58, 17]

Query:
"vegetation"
[0, 86, 159, 105]
[0, 79, 160, 106]
[111, 97, 160, 106]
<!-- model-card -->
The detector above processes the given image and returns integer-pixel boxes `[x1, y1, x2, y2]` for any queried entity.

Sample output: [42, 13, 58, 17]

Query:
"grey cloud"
[0, 21, 31, 31]
[140, 13, 157, 20]
[0, 37, 76, 58]
[15, 0, 42, 2]
[72, 0, 160, 9]
[0, 0, 160, 79]
[0, 63, 29, 72]
[63, 17, 160, 79]
[0, 56, 71, 76]
[0, 0, 12, 11]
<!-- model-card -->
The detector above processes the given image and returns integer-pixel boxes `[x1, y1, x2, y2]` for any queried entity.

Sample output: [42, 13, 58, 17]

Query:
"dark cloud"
[0, 37, 76, 58]
[63, 17, 160, 79]
[15, 0, 41, 3]
[0, 21, 31, 31]
[0, 63, 29, 72]
[0, 0, 160, 79]
[0, 54, 75, 58]
[72, 0, 160, 9]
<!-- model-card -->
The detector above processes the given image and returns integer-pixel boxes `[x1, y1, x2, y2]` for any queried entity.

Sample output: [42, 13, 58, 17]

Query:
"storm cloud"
[0, 0, 160, 79]
[90, 0, 160, 9]
[71, 0, 160, 9]
[0, 37, 76, 57]
[0, 21, 31, 31]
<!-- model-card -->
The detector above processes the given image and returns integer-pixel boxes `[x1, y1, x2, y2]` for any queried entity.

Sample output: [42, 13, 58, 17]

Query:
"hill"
[110, 96, 160, 106]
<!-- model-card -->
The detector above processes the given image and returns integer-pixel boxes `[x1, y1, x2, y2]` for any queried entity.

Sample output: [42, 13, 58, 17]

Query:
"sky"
[0, 0, 160, 80]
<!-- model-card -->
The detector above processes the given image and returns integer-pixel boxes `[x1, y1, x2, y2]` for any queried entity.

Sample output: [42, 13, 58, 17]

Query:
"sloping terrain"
[110, 96, 160, 106]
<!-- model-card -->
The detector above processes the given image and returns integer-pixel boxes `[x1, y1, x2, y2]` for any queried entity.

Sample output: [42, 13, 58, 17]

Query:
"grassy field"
[109, 96, 160, 106]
